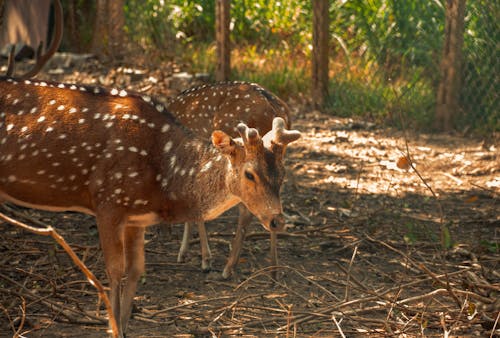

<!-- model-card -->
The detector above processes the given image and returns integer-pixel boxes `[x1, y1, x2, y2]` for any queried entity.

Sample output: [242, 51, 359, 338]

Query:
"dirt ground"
[0, 57, 499, 337]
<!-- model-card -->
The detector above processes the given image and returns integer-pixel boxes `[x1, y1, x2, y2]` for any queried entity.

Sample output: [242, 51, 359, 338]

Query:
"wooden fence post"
[435, 0, 466, 131]
[216, 0, 230, 81]
[312, 0, 329, 109]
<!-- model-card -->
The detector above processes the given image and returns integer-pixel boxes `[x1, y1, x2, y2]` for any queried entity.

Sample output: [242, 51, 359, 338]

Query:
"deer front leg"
[121, 226, 145, 333]
[196, 221, 212, 272]
[177, 222, 192, 263]
[222, 204, 253, 279]
[96, 212, 126, 337]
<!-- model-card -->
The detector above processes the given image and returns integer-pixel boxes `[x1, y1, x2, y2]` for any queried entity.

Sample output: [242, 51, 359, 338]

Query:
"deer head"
[212, 117, 300, 232]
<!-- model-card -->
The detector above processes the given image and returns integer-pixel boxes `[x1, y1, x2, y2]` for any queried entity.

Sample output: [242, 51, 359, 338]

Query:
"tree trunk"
[91, 0, 108, 58]
[65, 0, 79, 52]
[91, 0, 125, 60]
[108, 0, 125, 60]
[312, 0, 330, 109]
[435, 0, 466, 131]
[216, 0, 230, 81]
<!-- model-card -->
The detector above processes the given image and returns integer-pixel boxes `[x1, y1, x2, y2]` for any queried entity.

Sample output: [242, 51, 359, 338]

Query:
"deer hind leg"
[121, 225, 145, 332]
[177, 222, 193, 263]
[178, 222, 212, 272]
[197, 221, 212, 272]
[222, 204, 253, 279]
[95, 211, 126, 337]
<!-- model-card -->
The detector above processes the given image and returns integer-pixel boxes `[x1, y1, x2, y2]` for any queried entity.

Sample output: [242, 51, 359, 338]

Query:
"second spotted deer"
[167, 82, 292, 278]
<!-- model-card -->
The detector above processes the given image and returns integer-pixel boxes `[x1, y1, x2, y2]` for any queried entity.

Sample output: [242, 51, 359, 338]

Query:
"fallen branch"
[0, 211, 118, 338]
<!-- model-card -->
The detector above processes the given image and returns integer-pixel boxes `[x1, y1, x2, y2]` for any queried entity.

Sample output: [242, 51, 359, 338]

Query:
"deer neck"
[159, 138, 240, 222]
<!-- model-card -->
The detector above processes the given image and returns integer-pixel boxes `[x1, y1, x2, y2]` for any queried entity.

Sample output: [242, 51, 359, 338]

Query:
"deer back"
[0, 78, 195, 218]
[167, 82, 291, 138]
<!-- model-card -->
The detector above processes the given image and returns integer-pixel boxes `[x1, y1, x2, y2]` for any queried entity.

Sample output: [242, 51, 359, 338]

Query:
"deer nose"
[269, 214, 285, 232]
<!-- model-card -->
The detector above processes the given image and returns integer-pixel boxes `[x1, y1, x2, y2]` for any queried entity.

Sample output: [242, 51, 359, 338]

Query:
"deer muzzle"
[268, 213, 285, 232]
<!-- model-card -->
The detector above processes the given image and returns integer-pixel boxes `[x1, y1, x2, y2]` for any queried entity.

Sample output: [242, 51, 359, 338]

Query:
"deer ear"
[212, 130, 236, 155]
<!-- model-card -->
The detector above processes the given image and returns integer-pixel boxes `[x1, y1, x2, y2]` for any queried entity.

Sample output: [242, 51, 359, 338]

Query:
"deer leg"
[96, 212, 126, 337]
[222, 204, 253, 279]
[177, 222, 192, 263]
[121, 225, 145, 333]
[197, 221, 212, 272]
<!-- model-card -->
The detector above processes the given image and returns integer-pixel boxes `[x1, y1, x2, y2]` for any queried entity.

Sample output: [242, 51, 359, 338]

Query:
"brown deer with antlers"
[167, 82, 291, 278]
[1, 63, 300, 338]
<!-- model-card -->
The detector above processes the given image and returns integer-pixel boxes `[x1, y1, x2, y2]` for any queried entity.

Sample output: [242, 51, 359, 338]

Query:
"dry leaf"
[465, 195, 478, 203]
[397, 156, 411, 170]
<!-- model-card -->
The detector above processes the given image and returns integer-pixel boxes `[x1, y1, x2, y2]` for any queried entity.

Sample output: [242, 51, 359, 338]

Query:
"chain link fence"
[324, 1, 498, 133]
[460, 1, 499, 132]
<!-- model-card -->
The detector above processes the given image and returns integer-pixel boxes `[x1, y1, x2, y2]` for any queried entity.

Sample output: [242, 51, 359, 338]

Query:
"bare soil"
[1, 58, 498, 337]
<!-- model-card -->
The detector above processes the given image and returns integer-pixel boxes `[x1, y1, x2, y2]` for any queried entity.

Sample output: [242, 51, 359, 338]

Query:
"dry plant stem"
[334, 262, 368, 292]
[0, 302, 17, 335]
[384, 288, 403, 332]
[14, 298, 27, 338]
[285, 304, 293, 338]
[148, 295, 235, 318]
[491, 311, 500, 338]
[0, 272, 105, 323]
[344, 245, 358, 301]
[331, 314, 346, 338]
[399, 130, 451, 250]
[394, 81, 445, 243]
[0, 212, 118, 338]
[270, 231, 278, 280]
[419, 264, 462, 308]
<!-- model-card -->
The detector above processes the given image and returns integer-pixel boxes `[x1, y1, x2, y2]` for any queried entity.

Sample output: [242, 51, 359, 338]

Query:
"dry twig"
[0, 211, 118, 338]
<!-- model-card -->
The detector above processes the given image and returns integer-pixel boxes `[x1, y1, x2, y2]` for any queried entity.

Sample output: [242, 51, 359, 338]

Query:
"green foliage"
[124, 0, 215, 51]
[441, 224, 453, 250]
[480, 240, 499, 254]
[404, 222, 417, 245]
[325, 65, 435, 129]
[331, 0, 445, 78]
[118, 0, 495, 133]
[230, 0, 312, 47]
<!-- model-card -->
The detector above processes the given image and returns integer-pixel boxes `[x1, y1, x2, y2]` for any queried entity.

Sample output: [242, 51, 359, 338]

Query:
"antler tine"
[263, 117, 301, 149]
[18, 0, 63, 80]
[236, 122, 248, 140]
[237, 122, 261, 145]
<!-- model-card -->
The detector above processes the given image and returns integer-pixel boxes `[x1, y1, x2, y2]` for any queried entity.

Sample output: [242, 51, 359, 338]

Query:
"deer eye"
[244, 171, 255, 181]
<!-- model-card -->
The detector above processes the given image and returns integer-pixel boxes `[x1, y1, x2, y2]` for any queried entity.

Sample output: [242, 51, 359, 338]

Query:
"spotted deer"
[167, 82, 291, 278]
[0, 73, 300, 336]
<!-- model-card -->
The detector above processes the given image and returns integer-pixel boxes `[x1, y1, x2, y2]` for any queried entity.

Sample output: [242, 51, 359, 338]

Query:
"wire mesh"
[459, 1, 499, 131]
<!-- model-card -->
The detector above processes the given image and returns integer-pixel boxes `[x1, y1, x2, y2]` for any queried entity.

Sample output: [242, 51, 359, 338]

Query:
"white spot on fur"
[163, 141, 173, 153]
[200, 161, 212, 172]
